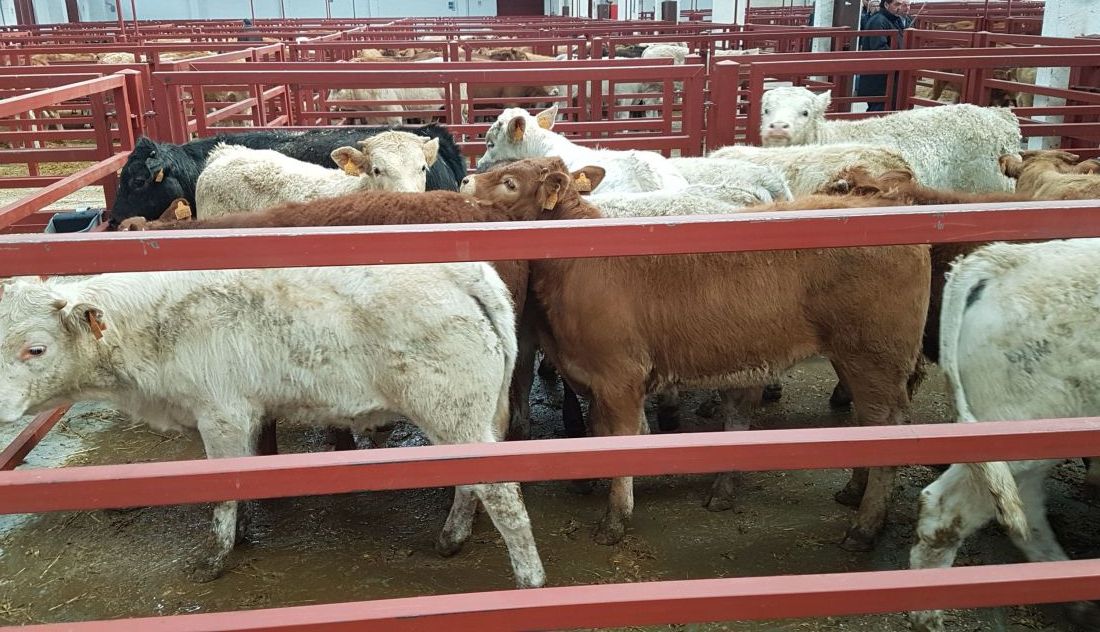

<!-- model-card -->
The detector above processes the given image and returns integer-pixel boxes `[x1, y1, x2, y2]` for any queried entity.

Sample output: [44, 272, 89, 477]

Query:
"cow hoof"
[185, 554, 227, 583]
[839, 527, 876, 552]
[657, 410, 681, 432]
[1066, 600, 1100, 630]
[762, 382, 783, 403]
[704, 495, 734, 512]
[435, 535, 465, 558]
[833, 486, 864, 509]
[829, 383, 853, 409]
[505, 425, 530, 442]
[569, 479, 596, 495]
[908, 609, 945, 632]
[593, 513, 626, 545]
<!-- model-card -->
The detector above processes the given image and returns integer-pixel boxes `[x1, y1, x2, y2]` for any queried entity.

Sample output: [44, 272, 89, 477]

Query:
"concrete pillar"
[811, 1, 835, 53]
[1031, 0, 1100, 148]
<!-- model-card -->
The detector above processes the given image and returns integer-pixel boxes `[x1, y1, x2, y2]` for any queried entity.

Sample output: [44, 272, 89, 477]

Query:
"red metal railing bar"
[3, 560, 1099, 632]
[1, 418, 1097, 513]
[1, 201, 1098, 276]
[0, 73, 126, 118]
[0, 152, 129, 228]
[0, 407, 69, 471]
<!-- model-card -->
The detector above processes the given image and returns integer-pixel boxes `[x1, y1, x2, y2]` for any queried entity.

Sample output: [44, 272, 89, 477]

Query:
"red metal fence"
[2, 14, 1100, 630]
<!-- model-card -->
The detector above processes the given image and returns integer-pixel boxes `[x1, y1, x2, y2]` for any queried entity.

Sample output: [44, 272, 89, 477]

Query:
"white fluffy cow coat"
[0, 265, 544, 589]
[476, 105, 690, 194]
[708, 143, 911, 197]
[908, 238, 1100, 632]
[196, 131, 440, 217]
[759, 87, 1021, 193]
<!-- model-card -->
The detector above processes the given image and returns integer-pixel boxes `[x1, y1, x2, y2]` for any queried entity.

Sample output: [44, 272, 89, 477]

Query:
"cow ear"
[999, 154, 1024, 178]
[507, 115, 526, 143]
[58, 300, 107, 340]
[539, 171, 570, 211]
[331, 147, 368, 176]
[422, 137, 440, 166]
[1076, 159, 1100, 175]
[136, 136, 156, 150]
[814, 90, 832, 111]
[569, 165, 605, 193]
[535, 105, 558, 130]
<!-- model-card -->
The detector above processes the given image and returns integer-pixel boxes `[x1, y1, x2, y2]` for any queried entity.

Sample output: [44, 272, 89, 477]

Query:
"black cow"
[110, 124, 466, 227]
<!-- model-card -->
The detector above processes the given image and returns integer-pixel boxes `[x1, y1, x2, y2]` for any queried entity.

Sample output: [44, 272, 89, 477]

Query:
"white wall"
[44, 0, 497, 21]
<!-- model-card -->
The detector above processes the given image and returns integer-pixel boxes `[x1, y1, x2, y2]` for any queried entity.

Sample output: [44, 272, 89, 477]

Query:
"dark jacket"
[856, 7, 908, 99]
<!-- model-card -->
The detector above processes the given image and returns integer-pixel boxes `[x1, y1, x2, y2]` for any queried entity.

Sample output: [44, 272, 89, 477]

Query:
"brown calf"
[481, 162, 930, 550]
[1000, 150, 1100, 200]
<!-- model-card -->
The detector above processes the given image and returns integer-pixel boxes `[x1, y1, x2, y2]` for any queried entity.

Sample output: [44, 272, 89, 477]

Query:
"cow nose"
[769, 122, 790, 130]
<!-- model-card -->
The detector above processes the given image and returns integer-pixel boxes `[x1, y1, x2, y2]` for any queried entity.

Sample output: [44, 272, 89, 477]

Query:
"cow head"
[0, 278, 104, 423]
[476, 105, 559, 171]
[110, 136, 189, 228]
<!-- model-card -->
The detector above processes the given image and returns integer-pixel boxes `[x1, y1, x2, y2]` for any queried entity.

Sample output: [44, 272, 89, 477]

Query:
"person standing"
[856, 0, 910, 111]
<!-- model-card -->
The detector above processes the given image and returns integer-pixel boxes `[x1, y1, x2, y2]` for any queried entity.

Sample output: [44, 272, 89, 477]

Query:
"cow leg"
[590, 385, 645, 545]
[324, 427, 357, 451]
[436, 485, 479, 556]
[421, 415, 544, 589]
[561, 382, 595, 494]
[189, 407, 260, 583]
[761, 382, 783, 403]
[1007, 467, 1100, 627]
[656, 389, 681, 431]
[838, 378, 906, 551]
[908, 463, 998, 632]
[472, 482, 546, 588]
[705, 387, 763, 512]
[536, 353, 558, 380]
[829, 362, 854, 410]
[835, 466, 869, 508]
[257, 418, 277, 455]
[507, 316, 539, 441]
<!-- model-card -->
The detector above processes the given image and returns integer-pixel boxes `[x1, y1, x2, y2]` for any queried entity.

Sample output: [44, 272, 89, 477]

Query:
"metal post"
[250, 0, 256, 22]
[130, 0, 137, 38]
[325, 0, 332, 19]
[114, 0, 125, 40]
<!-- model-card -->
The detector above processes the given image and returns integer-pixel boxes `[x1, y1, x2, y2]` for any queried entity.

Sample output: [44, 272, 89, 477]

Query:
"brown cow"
[1000, 149, 1100, 200]
[466, 160, 931, 550]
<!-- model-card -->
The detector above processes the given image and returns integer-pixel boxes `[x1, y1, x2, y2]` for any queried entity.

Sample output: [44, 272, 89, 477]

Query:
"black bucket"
[44, 208, 104, 234]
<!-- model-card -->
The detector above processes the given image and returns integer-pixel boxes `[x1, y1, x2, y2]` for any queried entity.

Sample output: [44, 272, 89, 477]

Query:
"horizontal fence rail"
[1, 562, 1099, 631]
[2, 200, 1099, 276]
[2, 419, 1098, 513]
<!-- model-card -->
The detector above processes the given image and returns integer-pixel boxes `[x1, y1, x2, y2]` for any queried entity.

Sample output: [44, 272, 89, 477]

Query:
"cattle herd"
[2, 82, 1100, 631]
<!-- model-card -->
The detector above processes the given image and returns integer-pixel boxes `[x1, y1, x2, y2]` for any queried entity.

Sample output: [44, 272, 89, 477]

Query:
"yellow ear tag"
[510, 125, 525, 143]
[173, 199, 192, 220]
[154, 169, 164, 183]
[343, 162, 361, 176]
[537, 115, 553, 130]
[86, 311, 106, 341]
[574, 172, 592, 193]
[543, 191, 559, 210]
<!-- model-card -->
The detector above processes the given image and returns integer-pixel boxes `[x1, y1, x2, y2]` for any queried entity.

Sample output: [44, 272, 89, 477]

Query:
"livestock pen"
[2, 14, 1100, 631]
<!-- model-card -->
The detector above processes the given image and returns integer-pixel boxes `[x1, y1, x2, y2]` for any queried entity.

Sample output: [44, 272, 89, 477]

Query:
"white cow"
[0, 265, 545, 589]
[476, 105, 689, 194]
[909, 238, 1100, 632]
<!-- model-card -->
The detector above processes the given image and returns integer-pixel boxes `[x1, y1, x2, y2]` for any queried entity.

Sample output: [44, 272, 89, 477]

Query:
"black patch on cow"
[964, 278, 987, 309]
[110, 125, 465, 227]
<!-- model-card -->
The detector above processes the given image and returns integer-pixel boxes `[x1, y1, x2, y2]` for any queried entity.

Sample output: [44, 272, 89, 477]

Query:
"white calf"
[909, 238, 1100, 632]
[0, 265, 544, 589]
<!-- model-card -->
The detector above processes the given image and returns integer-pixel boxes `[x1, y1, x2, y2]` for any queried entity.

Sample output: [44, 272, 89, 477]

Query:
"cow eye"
[763, 108, 770, 115]
[800, 110, 809, 116]
[421, 165, 428, 172]
[372, 167, 382, 176]
[21, 344, 46, 360]
[504, 178, 517, 190]
[486, 140, 495, 149]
